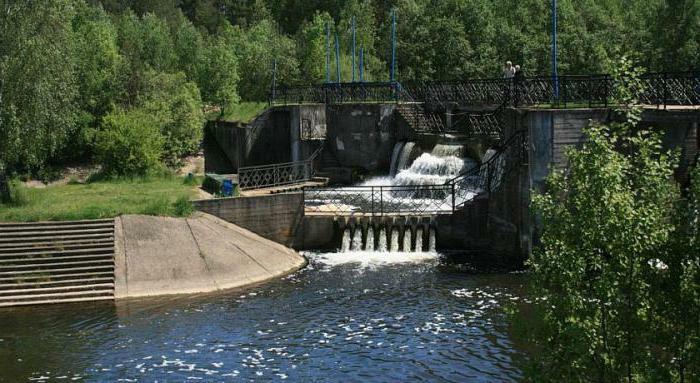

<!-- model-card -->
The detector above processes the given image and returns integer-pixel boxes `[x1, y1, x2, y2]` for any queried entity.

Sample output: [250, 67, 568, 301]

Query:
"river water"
[0, 253, 530, 382]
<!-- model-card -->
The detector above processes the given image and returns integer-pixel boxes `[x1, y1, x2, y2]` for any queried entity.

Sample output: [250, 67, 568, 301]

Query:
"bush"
[94, 109, 164, 176]
[1, 180, 31, 206]
[140, 71, 205, 166]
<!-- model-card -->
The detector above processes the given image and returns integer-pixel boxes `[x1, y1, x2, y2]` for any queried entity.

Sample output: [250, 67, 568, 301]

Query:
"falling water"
[341, 229, 351, 252]
[415, 227, 424, 252]
[365, 227, 375, 251]
[393, 153, 476, 187]
[350, 227, 364, 251]
[432, 143, 465, 158]
[377, 228, 388, 252]
[389, 142, 405, 176]
[403, 228, 412, 252]
[390, 228, 400, 252]
[428, 228, 436, 252]
[395, 142, 416, 174]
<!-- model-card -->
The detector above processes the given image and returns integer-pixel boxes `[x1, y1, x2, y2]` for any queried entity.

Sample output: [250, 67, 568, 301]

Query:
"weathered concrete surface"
[193, 193, 305, 248]
[113, 213, 306, 299]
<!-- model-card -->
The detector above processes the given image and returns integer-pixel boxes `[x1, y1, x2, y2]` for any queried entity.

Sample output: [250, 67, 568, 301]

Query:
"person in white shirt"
[503, 61, 515, 79]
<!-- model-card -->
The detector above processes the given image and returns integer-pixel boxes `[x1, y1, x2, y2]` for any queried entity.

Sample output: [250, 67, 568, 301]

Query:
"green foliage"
[197, 36, 240, 111]
[139, 71, 205, 165]
[222, 19, 299, 101]
[524, 59, 698, 381]
[94, 109, 164, 176]
[0, 0, 78, 172]
[0, 175, 199, 221]
[1, 179, 30, 207]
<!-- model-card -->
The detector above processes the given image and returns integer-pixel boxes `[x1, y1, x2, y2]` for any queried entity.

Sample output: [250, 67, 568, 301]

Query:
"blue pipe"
[335, 33, 341, 83]
[360, 48, 364, 82]
[552, 0, 559, 100]
[390, 10, 396, 82]
[352, 16, 356, 82]
[325, 23, 330, 83]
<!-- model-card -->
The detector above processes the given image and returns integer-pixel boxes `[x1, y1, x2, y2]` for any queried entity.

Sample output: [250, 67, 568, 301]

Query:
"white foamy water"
[305, 251, 440, 268]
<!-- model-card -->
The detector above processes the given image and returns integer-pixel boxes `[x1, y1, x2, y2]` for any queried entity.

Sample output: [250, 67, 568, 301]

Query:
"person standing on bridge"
[514, 65, 524, 82]
[503, 61, 515, 79]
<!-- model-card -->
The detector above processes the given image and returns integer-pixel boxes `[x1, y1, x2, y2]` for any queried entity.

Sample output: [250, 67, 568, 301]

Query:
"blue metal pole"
[272, 58, 277, 100]
[390, 9, 396, 83]
[335, 33, 341, 83]
[360, 47, 364, 82]
[325, 23, 330, 83]
[352, 16, 356, 82]
[552, 0, 559, 100]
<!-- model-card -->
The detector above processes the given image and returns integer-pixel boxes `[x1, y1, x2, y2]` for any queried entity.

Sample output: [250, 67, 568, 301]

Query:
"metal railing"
[238, 146, 323, 190]
[270, 71, 700, 108]
[303, 131, 527, 216]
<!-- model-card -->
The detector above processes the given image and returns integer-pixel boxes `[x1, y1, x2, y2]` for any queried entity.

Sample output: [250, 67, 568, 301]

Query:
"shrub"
[94, 109, 164, 176]
[172, 196, 194, 216]
[2, 180, 31, 206]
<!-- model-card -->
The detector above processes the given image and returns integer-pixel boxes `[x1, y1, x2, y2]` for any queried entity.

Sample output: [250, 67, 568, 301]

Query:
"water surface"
[0, 253, 529, 382]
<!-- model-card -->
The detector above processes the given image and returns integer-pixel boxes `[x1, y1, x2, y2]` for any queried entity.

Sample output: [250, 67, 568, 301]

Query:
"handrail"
[271, 71, 700, 108]
[238, 145, 324, 190]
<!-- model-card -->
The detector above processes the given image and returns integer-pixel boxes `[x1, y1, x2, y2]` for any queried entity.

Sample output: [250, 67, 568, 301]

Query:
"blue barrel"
[221, 179, 234, 197]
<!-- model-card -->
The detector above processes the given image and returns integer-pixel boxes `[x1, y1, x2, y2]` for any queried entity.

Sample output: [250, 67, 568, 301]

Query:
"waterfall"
[365, 227, 375, 251]
[390, 228, 400, 252]
[428, 228, 436, 252]
[393, 142, 416, 175]
[415, 227, 424, 252]
[350, 227, 363, 251]
[432, 143, 465, 158]
[377, 228, 388, 252]
[403, 227, 412, 252]
[389, 142, 405, 177]
[393, 153, 476, 187]
[341, 228, 351, 252]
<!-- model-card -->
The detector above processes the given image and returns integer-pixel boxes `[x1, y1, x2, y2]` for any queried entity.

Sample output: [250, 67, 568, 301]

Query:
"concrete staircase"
[0, 219, 116, 307]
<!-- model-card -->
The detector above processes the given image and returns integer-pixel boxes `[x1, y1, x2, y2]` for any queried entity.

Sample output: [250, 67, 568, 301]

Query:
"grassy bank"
[0, 175, 202, 222]
[208, 102, 268, 123]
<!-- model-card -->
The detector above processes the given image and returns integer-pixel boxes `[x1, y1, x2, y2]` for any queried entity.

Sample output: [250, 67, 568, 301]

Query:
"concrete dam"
[202, 95, 699, 265]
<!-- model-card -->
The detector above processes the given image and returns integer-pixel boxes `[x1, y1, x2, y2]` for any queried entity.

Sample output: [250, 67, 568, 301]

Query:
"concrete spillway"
[339, 224, 436, 253]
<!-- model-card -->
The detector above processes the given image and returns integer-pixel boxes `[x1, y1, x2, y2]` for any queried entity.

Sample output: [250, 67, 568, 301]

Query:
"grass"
[207, 101, 268, 123]
[0, 175, 202, 222]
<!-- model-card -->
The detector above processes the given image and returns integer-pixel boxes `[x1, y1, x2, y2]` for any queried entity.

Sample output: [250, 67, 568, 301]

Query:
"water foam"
[305, 251, 440, 269]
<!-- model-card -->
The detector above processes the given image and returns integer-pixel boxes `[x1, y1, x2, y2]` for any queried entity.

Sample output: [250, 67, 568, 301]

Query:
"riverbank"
[0, 174, 206, 222]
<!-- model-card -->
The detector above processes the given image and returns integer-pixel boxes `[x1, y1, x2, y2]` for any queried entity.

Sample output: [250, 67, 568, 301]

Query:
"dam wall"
[204, 105, 326, 174]
[192, 194, 304, 248]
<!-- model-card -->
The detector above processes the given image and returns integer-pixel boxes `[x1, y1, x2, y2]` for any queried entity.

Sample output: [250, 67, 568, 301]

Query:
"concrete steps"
[0, 219, 115, 307]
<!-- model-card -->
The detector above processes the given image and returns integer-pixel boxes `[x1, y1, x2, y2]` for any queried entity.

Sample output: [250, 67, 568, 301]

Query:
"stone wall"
[193, 193, 304, 248]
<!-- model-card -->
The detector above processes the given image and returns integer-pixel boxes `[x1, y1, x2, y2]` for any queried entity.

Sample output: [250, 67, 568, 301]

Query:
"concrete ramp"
[114, 213, 305, 299]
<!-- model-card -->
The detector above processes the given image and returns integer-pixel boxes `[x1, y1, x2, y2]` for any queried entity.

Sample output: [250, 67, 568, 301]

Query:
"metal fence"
[270, 71, 700, 108]
[303, 130, 527, 216]
[238, 146, 323, 190]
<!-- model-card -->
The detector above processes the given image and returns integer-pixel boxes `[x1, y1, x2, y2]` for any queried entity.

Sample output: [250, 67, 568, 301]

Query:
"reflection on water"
[0, 253, 529, 382]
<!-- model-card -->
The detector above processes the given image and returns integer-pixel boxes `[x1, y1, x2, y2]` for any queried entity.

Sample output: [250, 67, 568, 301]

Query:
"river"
[0, 253, 530, 382]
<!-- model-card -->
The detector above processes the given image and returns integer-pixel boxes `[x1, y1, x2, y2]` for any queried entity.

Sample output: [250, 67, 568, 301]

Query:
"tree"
[524, 58, 698, 381]
[222, 19, 299, 101]
[73, 2, 125, 121]
[0, 0, 78, 173]
[138, 71, 205, 165]
[197, 36, 240, 113]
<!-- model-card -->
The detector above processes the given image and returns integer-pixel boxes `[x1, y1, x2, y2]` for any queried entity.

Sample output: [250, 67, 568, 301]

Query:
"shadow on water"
[0, 253, 532, 382]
